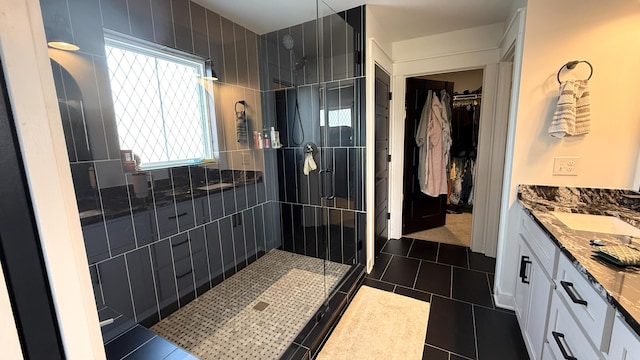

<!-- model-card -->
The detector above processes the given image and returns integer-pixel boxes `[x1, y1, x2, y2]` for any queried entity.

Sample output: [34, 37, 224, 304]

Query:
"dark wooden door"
[374, 65, 390, 254]
[402, 78, 454, 235]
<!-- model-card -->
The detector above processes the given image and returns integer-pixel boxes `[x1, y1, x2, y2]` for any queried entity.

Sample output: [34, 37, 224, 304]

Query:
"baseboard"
[493, 287, 515, 311]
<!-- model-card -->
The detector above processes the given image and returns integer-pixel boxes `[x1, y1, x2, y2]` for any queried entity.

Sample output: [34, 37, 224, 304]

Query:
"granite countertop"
[518, 185, 640, 336]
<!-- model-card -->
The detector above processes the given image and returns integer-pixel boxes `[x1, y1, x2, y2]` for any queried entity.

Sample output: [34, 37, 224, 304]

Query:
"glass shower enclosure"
[40, 0, 364, 356]
[261, 0, 365, 317]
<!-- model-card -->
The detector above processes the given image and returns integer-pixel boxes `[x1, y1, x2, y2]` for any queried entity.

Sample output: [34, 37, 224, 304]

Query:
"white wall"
[388, 23, 503, 239]
[365, 6, 394, 272]
[495, 0, 640, 308]
[393, 23, 504, 65]
[419, 69, 484, 94]
[366, 6, 393, 60]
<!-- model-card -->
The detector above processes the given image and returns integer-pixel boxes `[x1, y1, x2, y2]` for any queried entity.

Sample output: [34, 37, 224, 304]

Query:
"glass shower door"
[316, 0, 364, 308]
[260, 0, 363, 330]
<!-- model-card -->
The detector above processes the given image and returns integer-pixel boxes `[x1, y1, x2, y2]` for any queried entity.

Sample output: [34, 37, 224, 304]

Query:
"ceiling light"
[45, 14, 79, 51]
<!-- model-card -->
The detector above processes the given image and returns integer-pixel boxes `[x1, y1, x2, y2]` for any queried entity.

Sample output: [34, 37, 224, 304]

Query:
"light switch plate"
[553, 156, 580, 176]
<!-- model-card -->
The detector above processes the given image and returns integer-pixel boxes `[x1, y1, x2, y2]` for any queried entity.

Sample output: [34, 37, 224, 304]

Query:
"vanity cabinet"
[609, 313, 640, 360]
[542, 290, 603, 360]
[542, 254, 615, 360]
[554, 253, 615, 351]
[515, 214, 558, 360]
[516, 208, 637, 360]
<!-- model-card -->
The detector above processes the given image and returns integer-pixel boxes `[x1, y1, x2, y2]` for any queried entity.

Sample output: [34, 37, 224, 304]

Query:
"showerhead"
[282, 34, 294, 50]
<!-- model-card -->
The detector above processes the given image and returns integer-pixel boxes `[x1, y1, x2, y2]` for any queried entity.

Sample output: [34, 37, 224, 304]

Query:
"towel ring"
[235, 100, 246, 113]
[557, 60, 593, 84]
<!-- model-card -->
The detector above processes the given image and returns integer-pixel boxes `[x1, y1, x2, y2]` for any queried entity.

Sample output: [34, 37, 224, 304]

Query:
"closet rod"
[453, 94, 482, 101]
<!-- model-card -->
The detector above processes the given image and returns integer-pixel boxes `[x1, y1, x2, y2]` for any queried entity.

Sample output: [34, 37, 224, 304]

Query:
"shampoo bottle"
[270, 127, 278, 148]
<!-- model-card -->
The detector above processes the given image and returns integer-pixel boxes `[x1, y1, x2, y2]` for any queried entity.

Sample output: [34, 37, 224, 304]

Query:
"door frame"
[0, 1, 105, 358]
[389, 49, 501, 256]
[373, 64, 392, 254]
[365, 38, 393, 273]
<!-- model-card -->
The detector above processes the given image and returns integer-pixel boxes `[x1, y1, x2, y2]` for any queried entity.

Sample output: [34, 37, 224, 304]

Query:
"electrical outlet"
[553, 156, 580, 176]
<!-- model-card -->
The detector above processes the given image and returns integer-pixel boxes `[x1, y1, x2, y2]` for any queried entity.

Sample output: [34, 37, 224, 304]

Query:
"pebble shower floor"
[152, 250, 350, 359]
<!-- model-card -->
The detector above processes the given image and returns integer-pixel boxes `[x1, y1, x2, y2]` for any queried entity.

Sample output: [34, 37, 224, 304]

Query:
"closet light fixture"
[202, 58, 218, 81]
[46, 14, 80, 51]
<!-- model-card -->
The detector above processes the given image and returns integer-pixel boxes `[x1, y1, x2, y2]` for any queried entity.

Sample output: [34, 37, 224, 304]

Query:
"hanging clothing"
[439, 89, 452, 164]
[449, 157, 464, 205]
[460, 158, 474, 205]
[425, 96, 448, 196]
[416, 90, 433, 195]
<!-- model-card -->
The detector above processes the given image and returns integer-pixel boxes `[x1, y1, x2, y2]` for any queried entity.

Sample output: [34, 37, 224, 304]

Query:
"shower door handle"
[319, 169, 335, 201]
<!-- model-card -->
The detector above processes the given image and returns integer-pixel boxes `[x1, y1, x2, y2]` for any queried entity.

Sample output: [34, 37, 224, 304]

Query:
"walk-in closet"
[402, 69, 484, 247]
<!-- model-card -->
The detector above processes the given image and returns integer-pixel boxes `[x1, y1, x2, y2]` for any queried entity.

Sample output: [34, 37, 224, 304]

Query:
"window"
[104, 34, 215, 169]
[320, 108, 352, 127]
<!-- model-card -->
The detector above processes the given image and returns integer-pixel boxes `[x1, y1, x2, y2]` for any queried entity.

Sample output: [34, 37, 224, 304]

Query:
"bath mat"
[317, 286, 430, 360]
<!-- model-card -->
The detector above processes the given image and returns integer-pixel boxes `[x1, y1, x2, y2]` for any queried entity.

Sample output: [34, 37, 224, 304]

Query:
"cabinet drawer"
[545, 291, 603, 360]
[520, 213, 558, 277]
[156, 204, 179, 239]
[556, 254, 614, 351]
[175, 200, 196, 232]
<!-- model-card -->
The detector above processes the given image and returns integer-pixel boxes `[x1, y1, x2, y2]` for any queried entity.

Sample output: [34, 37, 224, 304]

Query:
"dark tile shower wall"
[260, 7, 366, 266]
[40, 0, 277, 343]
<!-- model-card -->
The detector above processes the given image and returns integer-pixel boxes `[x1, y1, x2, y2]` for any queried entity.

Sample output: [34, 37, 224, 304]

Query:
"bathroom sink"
[550, 211, 640, 237]
[79, 209, 102, 219]
[196, 182, 234, 191]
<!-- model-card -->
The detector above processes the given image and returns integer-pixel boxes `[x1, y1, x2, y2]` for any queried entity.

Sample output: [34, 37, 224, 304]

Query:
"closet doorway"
[402, 69, 483, 248]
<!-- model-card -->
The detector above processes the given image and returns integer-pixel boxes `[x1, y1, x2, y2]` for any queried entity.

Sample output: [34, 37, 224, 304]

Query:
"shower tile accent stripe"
[152, 250, 350, 360]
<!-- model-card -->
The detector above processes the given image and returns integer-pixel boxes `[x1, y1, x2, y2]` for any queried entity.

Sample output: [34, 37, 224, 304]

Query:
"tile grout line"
[405, 238, 415, 257]
[120, 335, 158, 360]
[378, 254, 394, 281]
[147, 246, 162, 322]
[471, 304, 479, 360]
[412, 260, 422, 289]
[450, 265, 454, 298]
[430, 293, 505, 314]
[401, 253, 491, 275]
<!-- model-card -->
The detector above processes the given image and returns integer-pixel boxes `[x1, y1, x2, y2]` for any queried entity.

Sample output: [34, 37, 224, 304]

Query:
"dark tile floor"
[366, 237, 529, 360]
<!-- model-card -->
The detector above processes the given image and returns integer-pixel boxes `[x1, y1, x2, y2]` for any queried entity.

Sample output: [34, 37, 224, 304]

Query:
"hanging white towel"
[303, 153, 317, 175]
[548, 79, 591, 138]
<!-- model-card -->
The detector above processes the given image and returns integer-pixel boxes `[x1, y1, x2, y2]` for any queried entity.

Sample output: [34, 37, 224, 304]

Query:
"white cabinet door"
[608, 314, 640, 360]
[514, 237, 532, 324]
[515, 237, 554, 360]
[527, 252, 554, 360]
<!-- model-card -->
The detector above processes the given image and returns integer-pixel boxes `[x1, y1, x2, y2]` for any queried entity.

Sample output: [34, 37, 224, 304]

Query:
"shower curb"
[280, 264, 366, 360]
